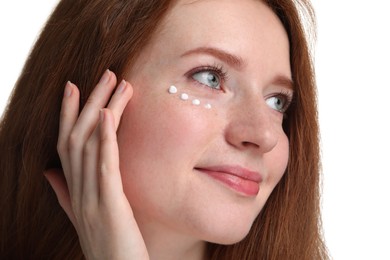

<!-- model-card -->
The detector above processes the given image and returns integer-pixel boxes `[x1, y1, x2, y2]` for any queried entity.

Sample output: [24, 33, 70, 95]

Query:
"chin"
[206, 228, 252, 245]
[197, 215, 255, 245]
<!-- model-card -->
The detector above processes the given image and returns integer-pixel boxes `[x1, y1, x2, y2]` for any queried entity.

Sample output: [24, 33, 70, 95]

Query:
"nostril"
[242, 141, 260, 148]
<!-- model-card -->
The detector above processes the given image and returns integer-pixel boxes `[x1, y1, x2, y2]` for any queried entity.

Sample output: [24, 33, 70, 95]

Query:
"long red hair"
[0, 0, 328, 259]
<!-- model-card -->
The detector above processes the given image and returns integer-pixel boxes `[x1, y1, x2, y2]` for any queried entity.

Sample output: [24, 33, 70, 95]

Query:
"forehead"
[157, 0, 289, 61]
[132, 0, 291, 83]
[163, 0, 287, 42]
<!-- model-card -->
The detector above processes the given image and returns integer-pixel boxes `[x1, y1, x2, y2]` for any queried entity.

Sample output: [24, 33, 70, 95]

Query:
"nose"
[225, 98, 278, 154]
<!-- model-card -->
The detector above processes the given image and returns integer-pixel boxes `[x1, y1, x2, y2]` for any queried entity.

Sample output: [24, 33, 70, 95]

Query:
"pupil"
[208, 74, 217, 83]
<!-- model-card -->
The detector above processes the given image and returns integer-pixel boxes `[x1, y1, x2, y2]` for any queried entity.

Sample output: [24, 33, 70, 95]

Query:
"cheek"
[267, 133, 289, 186]
[118, 85, 219, 156]
[116, 89, 219, 203]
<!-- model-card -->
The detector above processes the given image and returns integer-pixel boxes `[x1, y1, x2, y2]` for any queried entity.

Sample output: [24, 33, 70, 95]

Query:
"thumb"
[44, 169, 76, 226]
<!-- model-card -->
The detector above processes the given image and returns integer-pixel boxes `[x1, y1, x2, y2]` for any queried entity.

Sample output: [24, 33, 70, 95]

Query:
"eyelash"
[273, 90, 294, 114]
[186, 63, 228, 92]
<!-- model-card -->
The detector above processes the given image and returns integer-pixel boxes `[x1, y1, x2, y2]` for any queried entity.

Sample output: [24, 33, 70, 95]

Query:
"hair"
[0, 0, 328, 259]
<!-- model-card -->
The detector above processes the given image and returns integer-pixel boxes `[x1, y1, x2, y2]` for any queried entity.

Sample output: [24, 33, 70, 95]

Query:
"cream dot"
[168, 85, 177, 94]
[180, 93, 189, 100]
[205, 103, 212, 109]
[192, 99, 201, 106]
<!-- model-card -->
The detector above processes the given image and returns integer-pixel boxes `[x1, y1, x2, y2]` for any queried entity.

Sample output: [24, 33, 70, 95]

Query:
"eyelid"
[277, 90, 294, 113]
[266, 90, 294, 113]
[185, 63, 228, 92]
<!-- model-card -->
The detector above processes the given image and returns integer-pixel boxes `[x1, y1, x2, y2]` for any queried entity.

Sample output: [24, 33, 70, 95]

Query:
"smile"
[195, 165, 262, 197]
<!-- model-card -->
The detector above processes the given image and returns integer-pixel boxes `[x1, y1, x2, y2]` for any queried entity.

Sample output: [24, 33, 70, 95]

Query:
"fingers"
[56, 69, 132, 212]
[106, 80, 133, 130]
[58, 82, 79, 148]
[56, 71, 114, 199]
[57, 82, 79, 188]
[72, 69, 117, 142]
[81, 80, 133, 205]
[67, 70, 117, 200]
[98, 109, 124, 204]
[96, 81, 133, 203]
[51, 71, 148, 259]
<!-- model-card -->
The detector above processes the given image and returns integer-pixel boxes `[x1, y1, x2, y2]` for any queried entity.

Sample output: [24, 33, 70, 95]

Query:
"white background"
[1, 1, 389, 259]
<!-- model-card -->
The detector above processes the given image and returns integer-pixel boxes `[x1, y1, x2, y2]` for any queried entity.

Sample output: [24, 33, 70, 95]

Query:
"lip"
[195, 165, 262, 196]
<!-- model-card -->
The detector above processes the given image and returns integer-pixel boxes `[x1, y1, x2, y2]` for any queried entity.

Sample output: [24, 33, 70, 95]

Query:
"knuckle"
[99, 162, 109, 176]
[85, 96, 98, 107]
[83, 138, 96, 156]
[100, 132, 110, 143]
[57, 141, 66, 156]
[101, 130, 116, 143]
[68, 132, 81, 151]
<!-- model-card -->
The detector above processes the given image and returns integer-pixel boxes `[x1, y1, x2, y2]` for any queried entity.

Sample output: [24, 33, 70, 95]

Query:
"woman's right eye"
[192, 71, 222, 90]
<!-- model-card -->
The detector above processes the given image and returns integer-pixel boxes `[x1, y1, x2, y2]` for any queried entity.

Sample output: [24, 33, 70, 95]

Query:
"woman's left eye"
[192, 71, 221, 90]
[266, 94, 292, 113]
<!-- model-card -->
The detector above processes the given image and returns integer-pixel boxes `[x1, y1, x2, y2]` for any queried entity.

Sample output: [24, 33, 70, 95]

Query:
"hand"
[44, 70, 149, 260]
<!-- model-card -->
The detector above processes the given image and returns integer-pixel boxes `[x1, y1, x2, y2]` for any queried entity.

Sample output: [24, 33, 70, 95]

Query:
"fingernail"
[99, 69, 110, 84]
[100, 109, 105, 123]
[64, 81, 72, 97]
[116, 80, 127, 93]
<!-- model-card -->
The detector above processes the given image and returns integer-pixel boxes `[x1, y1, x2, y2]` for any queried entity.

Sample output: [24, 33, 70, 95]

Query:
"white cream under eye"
[192, 71, 221, 90]
[168, 85, 178, 94]
[180, 93, 189, 100]
[192, 99, 201, 105]
[167, 85, 212, 109]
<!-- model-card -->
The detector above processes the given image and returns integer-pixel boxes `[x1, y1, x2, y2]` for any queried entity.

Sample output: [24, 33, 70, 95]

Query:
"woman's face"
[118, 0, 291, 244]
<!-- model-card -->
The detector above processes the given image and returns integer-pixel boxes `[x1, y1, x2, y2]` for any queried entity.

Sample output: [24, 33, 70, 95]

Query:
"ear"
[44, 169, 76, 226]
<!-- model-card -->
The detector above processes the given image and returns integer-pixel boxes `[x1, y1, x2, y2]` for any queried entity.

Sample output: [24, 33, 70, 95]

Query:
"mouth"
[194, 165, 262, 197]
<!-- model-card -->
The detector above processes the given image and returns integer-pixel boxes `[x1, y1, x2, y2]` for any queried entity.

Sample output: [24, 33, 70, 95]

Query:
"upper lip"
[195, 165, 262, 183]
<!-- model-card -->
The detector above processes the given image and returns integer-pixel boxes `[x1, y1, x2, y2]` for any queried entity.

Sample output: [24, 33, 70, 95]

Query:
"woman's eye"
[192, 71, 221, 90]
[266, 95, 290, 113]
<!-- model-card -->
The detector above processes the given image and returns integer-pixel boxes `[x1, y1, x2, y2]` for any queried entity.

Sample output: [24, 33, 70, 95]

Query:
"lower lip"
[197, 169, 260, 196]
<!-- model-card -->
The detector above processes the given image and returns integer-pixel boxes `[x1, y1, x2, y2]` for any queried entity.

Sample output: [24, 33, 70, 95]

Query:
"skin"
[45, 0, 292, 259]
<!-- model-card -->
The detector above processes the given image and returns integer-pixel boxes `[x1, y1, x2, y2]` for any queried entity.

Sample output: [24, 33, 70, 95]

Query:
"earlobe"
[43, 169, 76, 226]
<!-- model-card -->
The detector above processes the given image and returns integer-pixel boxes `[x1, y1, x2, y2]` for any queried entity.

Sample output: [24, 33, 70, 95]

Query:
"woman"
[0, 0, 328, 259]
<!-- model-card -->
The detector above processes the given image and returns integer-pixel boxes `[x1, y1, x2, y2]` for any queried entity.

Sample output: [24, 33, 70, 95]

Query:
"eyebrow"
[180, 46, 245, 70]
[272, 75, 294, 90]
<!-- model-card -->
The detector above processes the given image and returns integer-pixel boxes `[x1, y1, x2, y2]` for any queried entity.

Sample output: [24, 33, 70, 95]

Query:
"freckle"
[168, 85, 177, 94]
[205, 103, 212, 109]
[180, 93, 189, 100]
[192, 99, 201, 106]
